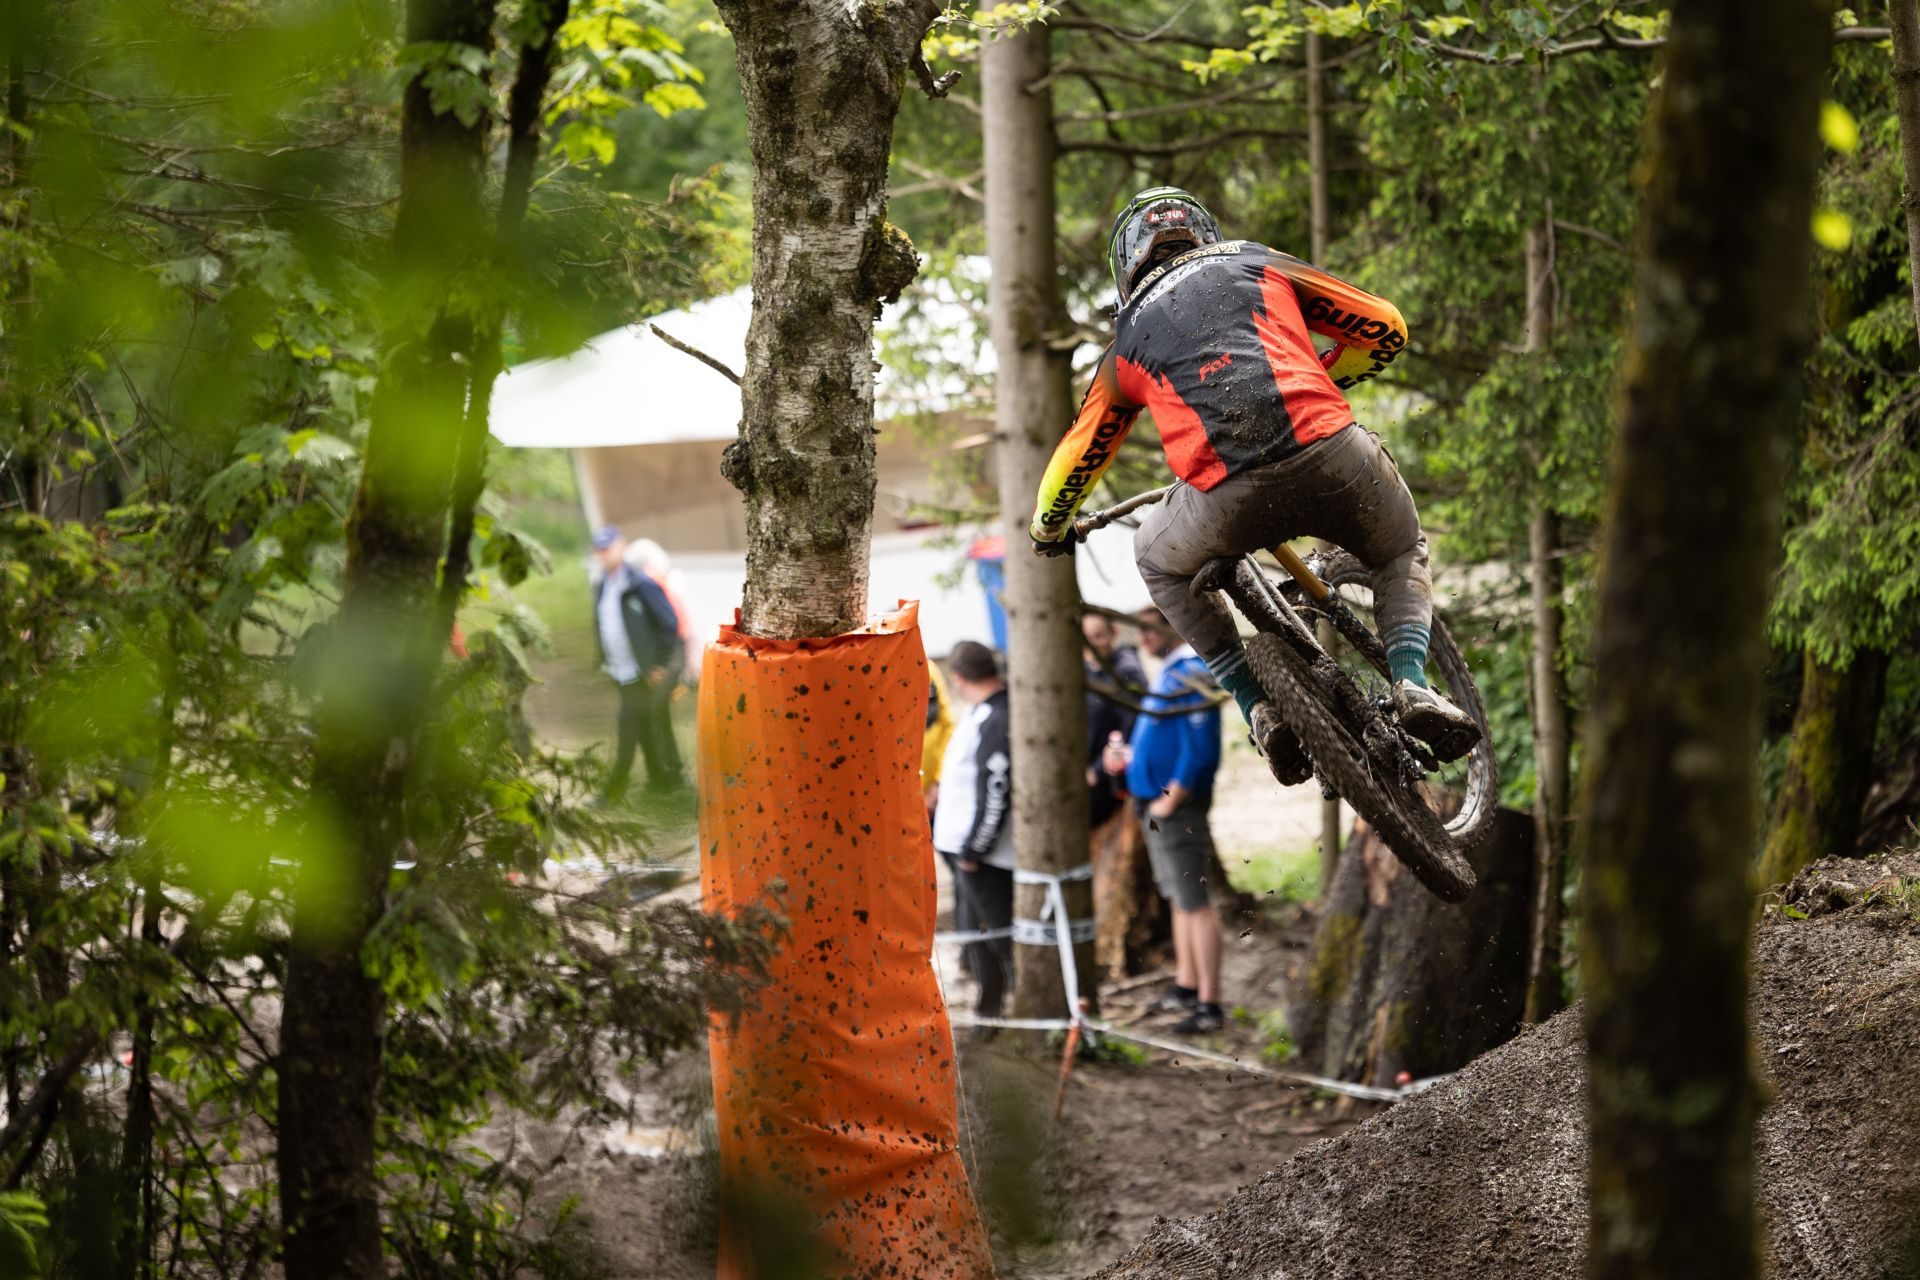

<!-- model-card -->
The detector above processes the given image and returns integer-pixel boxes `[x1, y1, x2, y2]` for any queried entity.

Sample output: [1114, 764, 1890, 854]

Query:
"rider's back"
[1112, 241, 1406, 492]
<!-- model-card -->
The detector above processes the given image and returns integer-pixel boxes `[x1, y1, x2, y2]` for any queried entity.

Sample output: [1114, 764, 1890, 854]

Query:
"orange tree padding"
[698, 601, 995, 1279]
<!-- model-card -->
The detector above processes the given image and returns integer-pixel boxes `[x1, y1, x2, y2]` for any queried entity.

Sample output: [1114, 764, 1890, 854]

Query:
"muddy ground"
[503, 675, 1363, 1278]
[516, 884, 1379, 1279]
[1095, 849, 1920, 1280]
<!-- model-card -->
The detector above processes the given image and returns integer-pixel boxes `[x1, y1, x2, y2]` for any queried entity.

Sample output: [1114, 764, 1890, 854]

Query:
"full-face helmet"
[1107, 186, 1222, 306]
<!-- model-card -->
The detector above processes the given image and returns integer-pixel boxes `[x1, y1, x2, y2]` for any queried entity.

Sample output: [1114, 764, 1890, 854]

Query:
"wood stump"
[1091, 805, 1168, 978]
[1288, 805, 1535, 1085]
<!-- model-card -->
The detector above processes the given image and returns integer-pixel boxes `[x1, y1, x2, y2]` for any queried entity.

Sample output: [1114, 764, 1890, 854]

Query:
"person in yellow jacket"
[921, 660, 956, 825]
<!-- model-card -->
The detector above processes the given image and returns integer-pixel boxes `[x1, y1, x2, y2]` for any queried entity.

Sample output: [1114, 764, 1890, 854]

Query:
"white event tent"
[487, 276, 1151, 660]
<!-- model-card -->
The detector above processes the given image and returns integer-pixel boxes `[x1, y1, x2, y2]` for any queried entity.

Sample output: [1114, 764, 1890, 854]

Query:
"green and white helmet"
[1107, 186, 1222, 306]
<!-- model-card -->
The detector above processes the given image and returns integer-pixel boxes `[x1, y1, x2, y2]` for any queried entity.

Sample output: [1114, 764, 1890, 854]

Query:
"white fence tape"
[934, 862, 1446, 1104]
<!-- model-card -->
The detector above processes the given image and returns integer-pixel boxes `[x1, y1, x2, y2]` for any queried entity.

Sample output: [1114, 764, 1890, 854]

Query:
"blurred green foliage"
[0, 0, 777, 1274]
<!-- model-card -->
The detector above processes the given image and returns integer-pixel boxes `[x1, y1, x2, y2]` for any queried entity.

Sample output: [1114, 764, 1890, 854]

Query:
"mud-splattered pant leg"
[1133, 424, 1432, 669]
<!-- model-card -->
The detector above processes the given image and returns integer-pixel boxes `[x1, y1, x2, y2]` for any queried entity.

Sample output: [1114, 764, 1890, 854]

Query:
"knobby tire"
[1243, 631, 1476, 903]
[1316, 550, 1501, 855]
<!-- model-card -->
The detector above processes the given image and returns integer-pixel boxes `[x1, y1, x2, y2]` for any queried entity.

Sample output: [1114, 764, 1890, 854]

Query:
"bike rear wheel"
[1244, 630, 1477, 903]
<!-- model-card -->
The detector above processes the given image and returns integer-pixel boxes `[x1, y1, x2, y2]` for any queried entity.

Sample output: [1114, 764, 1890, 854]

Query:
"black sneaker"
[1250, 701, 1313, 786]
[1173, 1002, 1224, 1035]
[1149, 984, 1199, 1015]
[1392, 680, 1482, 763]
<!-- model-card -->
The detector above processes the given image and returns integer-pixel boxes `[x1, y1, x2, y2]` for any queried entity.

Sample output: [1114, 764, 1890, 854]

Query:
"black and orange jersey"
[1030, 241, 1408, 544]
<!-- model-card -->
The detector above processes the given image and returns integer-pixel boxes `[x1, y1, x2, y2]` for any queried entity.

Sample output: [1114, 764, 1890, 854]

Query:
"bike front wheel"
[1314, 550, 1501, 856]
[1243, 630, 1477, 903]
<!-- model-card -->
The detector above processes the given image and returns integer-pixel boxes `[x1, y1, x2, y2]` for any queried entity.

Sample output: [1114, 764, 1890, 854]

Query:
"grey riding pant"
[1133, 424, 1432, 665]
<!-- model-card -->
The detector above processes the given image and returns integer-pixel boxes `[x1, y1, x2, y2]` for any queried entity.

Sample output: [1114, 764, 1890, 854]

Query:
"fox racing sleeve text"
[1264, 251, 1409, 391]
[1030, 348, 1143, 544]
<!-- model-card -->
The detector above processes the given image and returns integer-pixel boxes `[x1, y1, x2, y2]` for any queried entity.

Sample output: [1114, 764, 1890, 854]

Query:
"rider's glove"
[1031, 532, 1076, 558]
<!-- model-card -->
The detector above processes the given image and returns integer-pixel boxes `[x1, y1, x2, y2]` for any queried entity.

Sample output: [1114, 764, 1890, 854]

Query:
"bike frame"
[1072, 487, 1393, 681]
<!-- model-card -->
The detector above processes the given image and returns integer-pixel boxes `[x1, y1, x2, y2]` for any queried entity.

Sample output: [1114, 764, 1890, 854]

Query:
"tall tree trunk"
[1758, 647, 1888, 887]
[714, 0, 945, 639]
[983, 21, 1095, 1017]
[1893, 1, 1920, 336]
[276, 0, 496, 1273]
[1523, 189, 1570, 1024]
[1577, 3, 1830, 1278]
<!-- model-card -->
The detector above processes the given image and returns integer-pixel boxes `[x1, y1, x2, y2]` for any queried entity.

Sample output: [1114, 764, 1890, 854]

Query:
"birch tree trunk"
[1577, 2, 1830, 1276]
[277, 0, 496, 1271]
[713, 0, 948, 639]
[982, 20, 1096, 1018]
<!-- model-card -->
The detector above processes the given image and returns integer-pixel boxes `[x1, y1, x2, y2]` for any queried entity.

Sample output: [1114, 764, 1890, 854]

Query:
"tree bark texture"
[714, 0, 940, 639]
[982, 22, 1096, 1019]
[1758, 648, 1888, 889]
[1576, 5, 1830, 1279]
[1091, 805, 1167, 978]
[1289, 807, 1535, 1086]
[277, 0, 496, 1273]
[1893, 1, 1920, 337]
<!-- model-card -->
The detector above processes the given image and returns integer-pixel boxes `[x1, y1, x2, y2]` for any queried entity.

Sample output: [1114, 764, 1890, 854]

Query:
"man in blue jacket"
[1106, 606, 1225, 1034]
[590, 525, 685, 800]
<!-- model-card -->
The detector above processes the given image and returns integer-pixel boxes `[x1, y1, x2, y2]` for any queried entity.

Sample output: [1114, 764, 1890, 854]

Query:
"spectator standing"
[930, 641, 1014, 1020]
[922, 665, 956, 826]
[624, 536, 700, 683]
[591, 525, 685, 799]
[1106, 606, 1225, 1034]
[1082, 612, 1146, 828]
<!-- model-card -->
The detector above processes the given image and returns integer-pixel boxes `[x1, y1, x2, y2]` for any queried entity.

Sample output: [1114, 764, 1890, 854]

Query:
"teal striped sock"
[1382, 621, 1431, 687]
[1203, 647, 1264, 723]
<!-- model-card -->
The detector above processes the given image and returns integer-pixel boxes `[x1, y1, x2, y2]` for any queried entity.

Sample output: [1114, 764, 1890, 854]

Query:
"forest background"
[1, 0, 1916, 1275]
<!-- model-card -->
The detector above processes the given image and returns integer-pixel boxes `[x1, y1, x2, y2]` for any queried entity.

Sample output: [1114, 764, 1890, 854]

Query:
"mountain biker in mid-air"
[1029, 186, 1480, 783]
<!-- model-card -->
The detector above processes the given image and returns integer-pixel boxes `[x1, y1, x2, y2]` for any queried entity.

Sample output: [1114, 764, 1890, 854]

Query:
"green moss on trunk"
[1576, 4, 1832, 1278]
[1759, 648, 1888, 888]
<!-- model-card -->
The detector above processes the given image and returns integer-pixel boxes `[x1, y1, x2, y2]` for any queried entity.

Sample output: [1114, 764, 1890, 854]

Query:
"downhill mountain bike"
[1074, 487, 1498, 902]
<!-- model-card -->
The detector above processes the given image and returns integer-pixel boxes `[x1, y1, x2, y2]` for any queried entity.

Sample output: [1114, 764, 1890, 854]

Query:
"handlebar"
[1071, 485, 1174, 542]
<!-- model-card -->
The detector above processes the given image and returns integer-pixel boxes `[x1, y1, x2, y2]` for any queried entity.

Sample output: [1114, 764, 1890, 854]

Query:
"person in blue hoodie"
[1105, 606, 1225, 1034]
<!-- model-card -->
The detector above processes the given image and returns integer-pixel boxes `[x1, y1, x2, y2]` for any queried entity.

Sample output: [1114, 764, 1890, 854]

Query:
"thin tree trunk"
[1306, 30, 1329, 262]
[714, 0, 946, 639]
[1524, 502, 1569, 1023]
[4, 19, 43, 517]
[1758, 647, 1888, 887]
[983, 21, 1096, 1018]
[1892, 1, 1920, 335]
[1577, 3, 1830, 1278]
[1305, 28, 1344, 893]
[277, 0, 496, 1273]
[437, 0, 572, 631]
[1523, 193, 1569, 1024]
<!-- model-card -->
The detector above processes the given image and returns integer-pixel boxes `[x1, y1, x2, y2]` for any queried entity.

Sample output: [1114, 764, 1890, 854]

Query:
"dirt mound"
[1093, 850, 1920, 1280]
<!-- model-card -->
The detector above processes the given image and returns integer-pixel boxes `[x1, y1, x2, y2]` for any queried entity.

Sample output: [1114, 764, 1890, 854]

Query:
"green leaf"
[642, 81, 705, 118]
[556, 120, 617, 166]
